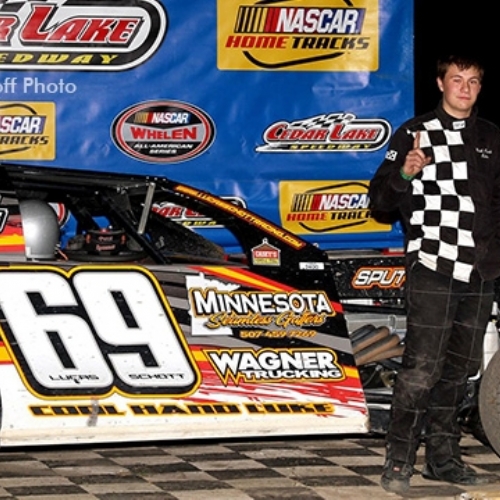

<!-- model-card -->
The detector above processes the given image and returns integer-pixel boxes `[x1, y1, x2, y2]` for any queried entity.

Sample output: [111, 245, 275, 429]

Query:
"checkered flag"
[407, 119, 475, 282]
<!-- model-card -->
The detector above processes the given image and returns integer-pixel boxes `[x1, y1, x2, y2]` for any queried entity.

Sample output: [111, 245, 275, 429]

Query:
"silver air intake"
[20, 199, 59, 260]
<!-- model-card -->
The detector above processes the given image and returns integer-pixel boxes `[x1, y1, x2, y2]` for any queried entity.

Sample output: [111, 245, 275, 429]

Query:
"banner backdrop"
[0, 0, 413, 252]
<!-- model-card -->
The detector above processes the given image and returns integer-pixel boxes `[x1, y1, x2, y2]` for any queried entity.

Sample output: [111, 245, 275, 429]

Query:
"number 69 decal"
[0, 266, 200, 398]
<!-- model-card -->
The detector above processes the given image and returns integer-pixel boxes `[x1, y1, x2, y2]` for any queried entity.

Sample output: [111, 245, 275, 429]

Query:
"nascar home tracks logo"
[257, 113, 390, 152]
[279, 180, 392, 234]
[0, 101, 55, 158]
[112, 100, 216, 164]
[204, 348, 345, 384]
[0, 0, 167, 70]
[217, 0, 379, 71]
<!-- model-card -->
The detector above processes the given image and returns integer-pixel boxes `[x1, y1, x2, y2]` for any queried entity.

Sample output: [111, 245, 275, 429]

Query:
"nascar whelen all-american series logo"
[257, 112, 391, 152]
[111, 100, 216, 163]
[217, 0, 379, 71]
[0, 0, 167, 70]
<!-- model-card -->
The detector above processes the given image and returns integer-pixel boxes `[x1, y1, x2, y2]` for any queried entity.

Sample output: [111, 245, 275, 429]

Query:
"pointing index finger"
[413, 130, 421, 150]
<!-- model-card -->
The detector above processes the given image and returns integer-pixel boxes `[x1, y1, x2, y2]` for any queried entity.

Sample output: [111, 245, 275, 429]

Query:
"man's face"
[437, 63, 482, 119]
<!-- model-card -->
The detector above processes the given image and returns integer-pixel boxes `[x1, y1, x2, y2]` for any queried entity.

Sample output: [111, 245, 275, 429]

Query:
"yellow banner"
[279, 180, 391, 234]
[217, 0, 379, 71]
[0, 101, 55, 159]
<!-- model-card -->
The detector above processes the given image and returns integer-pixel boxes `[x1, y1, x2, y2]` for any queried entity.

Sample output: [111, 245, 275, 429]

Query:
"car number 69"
[0, 267, 199, 398]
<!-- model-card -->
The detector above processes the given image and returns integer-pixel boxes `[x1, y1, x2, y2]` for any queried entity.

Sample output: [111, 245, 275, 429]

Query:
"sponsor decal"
[257, 112, 391, 152]
[111, 100, 216, 163]
[0, 0, 167, 70]
[352, 266, 405, 289]
[0, 266, 200, 398]
[29, 400, 335, 417]
[251, 239, 281, 266]
[217, 0, 379, 71]
[0, 101, 55, 158]
[205, 348, 345, 384]
[153, 196, 247, 228]
[189, 265, 343, 315]
[279, 180, 392, 234]
[188, 274, 335, 336]
[299, 261, 325, 270]
[176, 184, 306, 249]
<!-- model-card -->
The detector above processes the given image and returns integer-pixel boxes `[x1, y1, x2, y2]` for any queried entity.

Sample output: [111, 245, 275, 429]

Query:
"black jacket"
[369, 102, 500, 281]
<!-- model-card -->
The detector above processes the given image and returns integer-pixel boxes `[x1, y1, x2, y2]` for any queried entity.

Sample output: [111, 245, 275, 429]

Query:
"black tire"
[479, 349, 500, 457]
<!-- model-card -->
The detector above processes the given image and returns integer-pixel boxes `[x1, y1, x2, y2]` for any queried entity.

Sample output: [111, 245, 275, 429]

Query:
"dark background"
[414, 1, 498, 125]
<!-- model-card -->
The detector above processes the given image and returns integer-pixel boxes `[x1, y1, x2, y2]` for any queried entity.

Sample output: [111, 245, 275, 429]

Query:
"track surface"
[0, 433, 500, 499]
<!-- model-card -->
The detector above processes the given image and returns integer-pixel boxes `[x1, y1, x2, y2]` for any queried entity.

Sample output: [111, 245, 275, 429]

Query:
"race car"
[0, 162, 370, 447]
[0, 162, 498, 456]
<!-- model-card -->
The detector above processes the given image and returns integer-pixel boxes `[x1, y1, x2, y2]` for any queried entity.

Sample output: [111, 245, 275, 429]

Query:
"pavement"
[0, 433, 500, 500]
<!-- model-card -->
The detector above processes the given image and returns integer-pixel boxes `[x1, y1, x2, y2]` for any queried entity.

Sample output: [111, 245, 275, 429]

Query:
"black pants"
[386, 261, 494, 466]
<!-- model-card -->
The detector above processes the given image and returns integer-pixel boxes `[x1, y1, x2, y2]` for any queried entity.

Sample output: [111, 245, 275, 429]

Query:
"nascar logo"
[0, 114, 45, 134]
[218, 0, 378, 71]
[112, 100, 215, 163]
[291, 192, 369, 212]
[234, 7, 365, 35]
[0, 102, 53, 156]
[286, 182, 372, 230]
[279, 180, 392, 235]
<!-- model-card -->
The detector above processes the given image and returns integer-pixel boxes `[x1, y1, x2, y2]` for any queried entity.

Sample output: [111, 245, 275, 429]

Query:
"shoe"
[422, 458, 484, 485]
[381, 459, 413, 494]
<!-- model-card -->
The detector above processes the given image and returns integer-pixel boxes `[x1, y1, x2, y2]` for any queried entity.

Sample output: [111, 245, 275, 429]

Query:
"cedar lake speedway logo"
[0, 0, 167, 70]
[256, 112, 391, 152]
[217, 0, 379, 70]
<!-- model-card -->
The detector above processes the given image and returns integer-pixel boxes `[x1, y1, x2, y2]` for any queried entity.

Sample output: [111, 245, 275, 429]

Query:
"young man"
[369, 54, 500, 494]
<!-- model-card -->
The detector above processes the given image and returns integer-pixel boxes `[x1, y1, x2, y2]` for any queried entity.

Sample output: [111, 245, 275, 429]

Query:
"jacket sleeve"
[368, 125, 415, 212]
[478, 133, 500, 280]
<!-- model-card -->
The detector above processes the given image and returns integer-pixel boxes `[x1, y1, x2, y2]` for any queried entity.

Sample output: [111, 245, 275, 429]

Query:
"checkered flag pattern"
[406, 118, 475, 282]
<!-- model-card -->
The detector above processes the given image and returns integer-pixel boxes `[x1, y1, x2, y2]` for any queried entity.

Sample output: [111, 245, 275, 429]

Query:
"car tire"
[478, 349, 500, 457]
